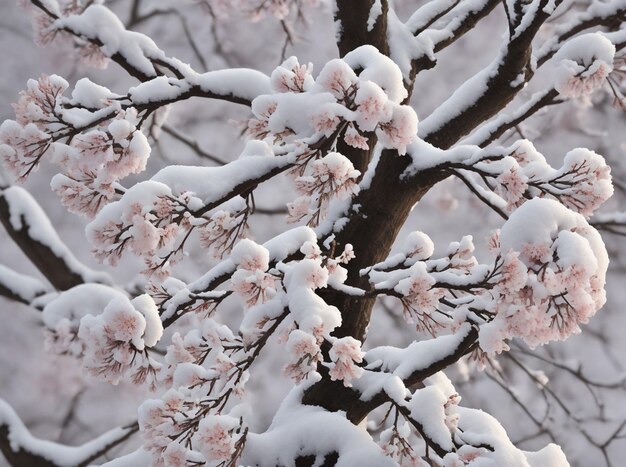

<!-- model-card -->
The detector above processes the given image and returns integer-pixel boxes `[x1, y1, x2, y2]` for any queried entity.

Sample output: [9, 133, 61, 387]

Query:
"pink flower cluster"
[195, 415, 241, 462]
[395, 262, 445, 335]
[139, 390, 194, 465]
[0, 75, 153, 220]
[553, 32, 615, 101]
[0, 74, 68, 180]
[248, 50, 416, 226]
[198, 208, 250, 259]
[495, 165, 528, 212]
[479, 200, 608, 354]
[289, 152, 360, 225]
[230, 239, 278, 307]
[474, 141, 612, 217]
[22, 1, 110, 67]
[271, 56, 314, 93]
[380, 422, 423, 467]
[87, 185, 194, 278]
[250, 53, 417, 154]
[442, 446, 488, 467]
[558, 62, 610, 99]
[139, 389, 245, 466]
[285, 329, 322, 382]
[76, 296, 161, 387]
[52, 112, 152, 218]
[327, 336, 364, 387]
[138, 316, 254, 464]
[552, 148, 613, 216]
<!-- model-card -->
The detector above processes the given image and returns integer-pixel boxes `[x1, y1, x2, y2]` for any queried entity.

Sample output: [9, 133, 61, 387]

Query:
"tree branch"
[0, 187, 111, 290]
[0, 399, 138, 467]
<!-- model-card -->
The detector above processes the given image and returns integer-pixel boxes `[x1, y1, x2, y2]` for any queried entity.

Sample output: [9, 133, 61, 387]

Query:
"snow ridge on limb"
[0, 399, 138, 467]
[419, 0, 565, 146]
[28, 0, 272, 101]
[0, 186, 111, 290]
[0, 264, 49, 306]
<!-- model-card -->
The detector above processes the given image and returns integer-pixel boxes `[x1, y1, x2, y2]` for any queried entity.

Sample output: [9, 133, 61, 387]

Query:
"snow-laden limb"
[591, 211, 626, 236]
[414, 0, 501, 46]
[0, 399, 138, 467]
[461, 88, 562, 147]
[365, 324, 478, 385]
[241, 380, 396, 467]
[28, 0, 271, 99]
[464, 29, 626, 148]
[0, 68, 269, 184]
[0, 264, 50, 306]
[403, 137, 613, 221]
[385, 0, 500, 83]
[394, 374, 570, 465]
[405, 0, 463, 36]
[449, 406, 569, 466]
[0, 186, 111, 290]
[419, 0, 561, 148]
[160, 226, 316, 326]
[536, 0, 626, 67]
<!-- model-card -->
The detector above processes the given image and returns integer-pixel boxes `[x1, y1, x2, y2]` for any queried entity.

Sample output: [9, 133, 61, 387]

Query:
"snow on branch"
[451, 141, 612, 217]
[419, 0, 562, 148]
[0, 186, 111, 290]
[402, 0, 500, 77]
[0, 399, 138, 467]
[536, 0, 626, 67]
[0, 264, 50, 306]
[465, 34, 624, 146]
[590, 211, 626, 236]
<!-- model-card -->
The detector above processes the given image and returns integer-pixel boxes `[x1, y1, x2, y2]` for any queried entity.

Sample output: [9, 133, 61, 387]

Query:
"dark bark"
[0, 193, 84, 291]
[334, 0, 389, 58]
[0, 423, 138, 467]
[0, 427, 59, 467]
[300, 0, 560, 448]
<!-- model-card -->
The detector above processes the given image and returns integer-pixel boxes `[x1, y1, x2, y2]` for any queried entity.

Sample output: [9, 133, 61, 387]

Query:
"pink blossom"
[0, 120, 51, 180]
[557, 62, 611, 99]
[521, 241, 552, 264]
[305, 261, 329, 289]
[487, 229, 501, 254]
[354, 81, 391, 132]
[287, 195, 312, 223]
[105, 303, 145, 343]
[285, 329, 322, 382]
[231, 269, 276, 307]
[498, 251, 528, 293]
[376, 105, 418, 155]
[496, 165, 528, 212]
[328, 337, 364, 387]
[343, 124, 369, 150]
[311, 108, 341, 137]
[78, 42, 110, 69]
[195, 416, 237, 461]
[162, 443, 189, 467]
[129, 216, 161, 256]
[316, 59, 358, 98]
[270, 57, 313, 93]
[51, 173, 115, 218]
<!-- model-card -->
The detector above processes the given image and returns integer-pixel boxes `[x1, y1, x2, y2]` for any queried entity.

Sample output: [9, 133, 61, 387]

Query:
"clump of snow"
[553, 32, 615, 99]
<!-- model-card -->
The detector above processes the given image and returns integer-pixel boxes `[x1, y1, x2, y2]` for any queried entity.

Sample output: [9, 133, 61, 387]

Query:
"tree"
[0, 0, 625, 465]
